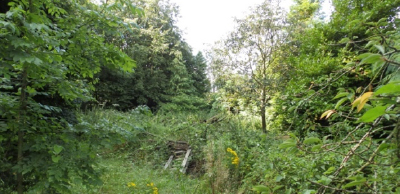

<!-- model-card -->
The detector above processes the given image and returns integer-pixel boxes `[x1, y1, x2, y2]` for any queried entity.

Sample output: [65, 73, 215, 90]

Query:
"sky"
[169, 0, 295, 54]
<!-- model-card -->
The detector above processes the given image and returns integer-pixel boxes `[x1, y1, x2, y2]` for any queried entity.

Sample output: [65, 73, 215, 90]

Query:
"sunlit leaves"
[320, 109, 336, 120]
[264, 0, 400, 193]
[352, 92, 373, 112]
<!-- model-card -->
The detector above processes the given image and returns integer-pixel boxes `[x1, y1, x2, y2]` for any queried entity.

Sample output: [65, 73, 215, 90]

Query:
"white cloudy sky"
[169, 0, 294, 54]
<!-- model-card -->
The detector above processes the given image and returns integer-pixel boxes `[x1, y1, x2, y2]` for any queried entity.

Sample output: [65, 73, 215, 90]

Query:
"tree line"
[0, 0, 209, 193]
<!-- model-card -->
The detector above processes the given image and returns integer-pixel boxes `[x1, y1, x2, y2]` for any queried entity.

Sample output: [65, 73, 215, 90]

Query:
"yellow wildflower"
[232, 157, 239, 165]
[146, 182, 158, 194]
[127, 182, 136, 187]
[153, 186, 159, 194]
[227, 147, 240, 167]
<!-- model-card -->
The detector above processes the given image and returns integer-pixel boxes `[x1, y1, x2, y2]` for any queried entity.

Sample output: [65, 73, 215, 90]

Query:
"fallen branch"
[334, 118, 382, 177]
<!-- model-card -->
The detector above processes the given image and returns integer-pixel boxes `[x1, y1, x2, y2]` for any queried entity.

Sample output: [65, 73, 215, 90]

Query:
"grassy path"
[71, 152, 206, 194]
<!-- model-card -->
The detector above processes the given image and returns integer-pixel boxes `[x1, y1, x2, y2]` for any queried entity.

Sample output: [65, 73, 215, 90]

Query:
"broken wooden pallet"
[164, 141, 191, 173]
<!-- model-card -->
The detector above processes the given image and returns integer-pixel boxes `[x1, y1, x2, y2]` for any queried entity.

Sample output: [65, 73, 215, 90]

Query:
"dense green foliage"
[0, 0, 140, 192]
[208, 0, 400, 193]
[94, 0, 210, 111]
[0, 0, 210, 192]
[1, 0, 400, 193]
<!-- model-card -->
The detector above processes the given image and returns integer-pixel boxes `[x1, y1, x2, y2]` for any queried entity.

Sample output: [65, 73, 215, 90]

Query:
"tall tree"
[210, 0, 288, 132]
[0, 0, 139, 192]
[94, 0, 210, 111]
[185, 51, 210, 96]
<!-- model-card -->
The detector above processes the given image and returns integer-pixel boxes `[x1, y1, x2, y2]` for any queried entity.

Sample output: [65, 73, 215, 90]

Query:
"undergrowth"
[68, 106, 400, 194]
[71, 152, 205, 194]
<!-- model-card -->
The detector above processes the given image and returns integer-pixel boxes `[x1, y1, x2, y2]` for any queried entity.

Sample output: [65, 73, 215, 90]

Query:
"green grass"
[71, 152, 208, 194]
[70, 109, 265, 193]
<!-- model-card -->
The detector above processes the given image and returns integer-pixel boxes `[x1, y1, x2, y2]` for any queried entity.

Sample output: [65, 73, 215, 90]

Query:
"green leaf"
[53, 145, 64, 154]
[383, 114, 390, 120]
[375, 82, 400, 95]
[303, 137, 321, 145]
[275, 175, 284, 182]
[311, 144, 322, 152]
[359, 53, 382, 65]
[52, 155, 61, 163]
[279, 139, 297, 149]
[253, 185, 271, 192]
[358, 105, 388, 123]
[374, 45, 385, 54]
[378, 143, 391, 152]
[273, 185, 284, 192]
[333, 92, 349, 99]
[342, 180, 366, 188]
[29, 23, 50, 32]
[317, 176, 332, 185]
[288, 133, 297, 139]
[26, 86, 36, 95]
[288, 106, 296, 112]
[338, 37, 350, 44]
[323, 167, 335, 175]
[335, 97, 349, 109]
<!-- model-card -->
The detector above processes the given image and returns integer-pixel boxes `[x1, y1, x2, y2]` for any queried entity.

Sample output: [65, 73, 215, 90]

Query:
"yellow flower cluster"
[227, 148, 239, 167]
[127, 181, 158, 193]
[127, 182, 136, 187]
[147, 182, 159, 194]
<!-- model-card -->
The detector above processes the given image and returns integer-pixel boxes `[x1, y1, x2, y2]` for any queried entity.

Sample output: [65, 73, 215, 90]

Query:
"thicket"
[1, 0, 400, 193]
[0, 0, 208, 193]
[208, 0, 400, 193]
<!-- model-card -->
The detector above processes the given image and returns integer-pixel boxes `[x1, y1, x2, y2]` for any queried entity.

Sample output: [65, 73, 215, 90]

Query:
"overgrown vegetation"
[1, 0, 400, 193]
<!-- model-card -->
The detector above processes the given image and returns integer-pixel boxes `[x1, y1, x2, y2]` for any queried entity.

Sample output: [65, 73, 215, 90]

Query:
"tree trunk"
[261, 104, 266, 133]
[261, 87, 267, 133]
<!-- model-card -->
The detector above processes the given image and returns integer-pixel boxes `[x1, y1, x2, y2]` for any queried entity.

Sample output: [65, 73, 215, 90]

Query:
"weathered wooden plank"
[174, 150, 186, 156]
[164, 155, 174, 170]
[180, 149, 191, 173]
